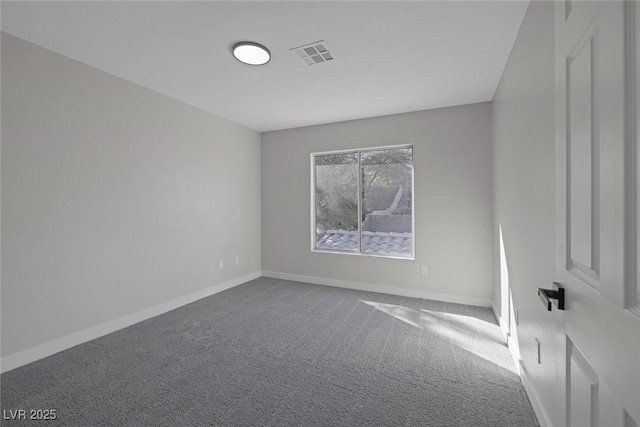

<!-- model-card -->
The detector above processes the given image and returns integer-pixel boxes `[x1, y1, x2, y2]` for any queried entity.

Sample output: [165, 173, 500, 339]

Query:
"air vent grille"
[291, 40, 334, 66]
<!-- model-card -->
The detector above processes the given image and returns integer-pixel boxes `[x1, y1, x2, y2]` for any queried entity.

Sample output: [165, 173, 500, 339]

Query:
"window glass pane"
[314, 153, 359, 252]
[360, 148, 413, 257]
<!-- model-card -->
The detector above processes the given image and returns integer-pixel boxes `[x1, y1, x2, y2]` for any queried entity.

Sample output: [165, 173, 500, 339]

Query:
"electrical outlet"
[235, 256, 240, 265]
[535, 338, 541, 364]
[219, 260, 224, 270]
[420, 266, 428, 276]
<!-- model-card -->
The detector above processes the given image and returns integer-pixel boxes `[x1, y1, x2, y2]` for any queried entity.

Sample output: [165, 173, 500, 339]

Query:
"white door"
[555, 1, 640, 426]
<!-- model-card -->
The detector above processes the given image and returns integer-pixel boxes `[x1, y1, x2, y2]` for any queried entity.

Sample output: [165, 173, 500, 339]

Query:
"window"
[312, 145, 414, 259]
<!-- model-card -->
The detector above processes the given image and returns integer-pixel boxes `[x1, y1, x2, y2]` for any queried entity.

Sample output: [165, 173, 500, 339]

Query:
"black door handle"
[538, 282, 565, 311]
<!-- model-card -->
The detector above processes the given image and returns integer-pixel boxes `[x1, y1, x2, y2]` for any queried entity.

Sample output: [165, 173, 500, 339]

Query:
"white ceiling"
[1, 1, 529, 132]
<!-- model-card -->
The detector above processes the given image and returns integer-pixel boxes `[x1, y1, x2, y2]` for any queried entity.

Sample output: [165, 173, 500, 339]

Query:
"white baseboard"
[491, 304, 552, 427]
[262, 270, 493, 307]
[0, 271, 262, 373]
[492, 303, 510, 342]
[491, 304, 501, 327]
[520, 361, 553, 427]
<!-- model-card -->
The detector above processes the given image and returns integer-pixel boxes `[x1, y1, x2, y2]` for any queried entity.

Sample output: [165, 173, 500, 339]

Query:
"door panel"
[597, 0, 626, 308]
[635, 0, 640, 316]
[556, 2, 640, 426]
[568, 339, 598, 427]
[568, 29, 599, 285]
[625, 413, 639, 427]
[599, 382, 626, 427]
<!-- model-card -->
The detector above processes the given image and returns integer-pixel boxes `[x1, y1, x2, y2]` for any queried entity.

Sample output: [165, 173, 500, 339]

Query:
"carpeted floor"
[1, 277, 539, 426]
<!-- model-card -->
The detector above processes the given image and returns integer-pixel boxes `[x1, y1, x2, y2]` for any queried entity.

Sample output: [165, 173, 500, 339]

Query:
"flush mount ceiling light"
[232, 42, 271, 66]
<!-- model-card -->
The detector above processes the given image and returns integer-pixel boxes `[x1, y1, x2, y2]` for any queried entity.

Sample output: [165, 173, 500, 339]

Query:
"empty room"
[1, 1, 639, 426]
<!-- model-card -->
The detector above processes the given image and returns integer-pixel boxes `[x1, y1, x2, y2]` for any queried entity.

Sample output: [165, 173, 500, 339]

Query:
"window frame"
[310, 144, 415, 260]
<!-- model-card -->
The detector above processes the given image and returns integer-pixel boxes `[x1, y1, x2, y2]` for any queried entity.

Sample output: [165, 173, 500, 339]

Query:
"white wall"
[262, 103, 493, 305]
[492, 1, 559, 426]
[1, 34, 262, 365]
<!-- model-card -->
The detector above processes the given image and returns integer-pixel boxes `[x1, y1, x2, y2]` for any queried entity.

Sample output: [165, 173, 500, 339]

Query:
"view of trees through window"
[313, 146, 413, 258]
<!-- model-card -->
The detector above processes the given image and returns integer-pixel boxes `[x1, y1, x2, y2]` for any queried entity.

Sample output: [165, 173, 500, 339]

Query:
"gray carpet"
[1, 277, 539, 426]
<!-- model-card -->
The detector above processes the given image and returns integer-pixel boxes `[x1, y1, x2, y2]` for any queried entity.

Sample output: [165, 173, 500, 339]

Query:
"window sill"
[311, 248, 414, 261]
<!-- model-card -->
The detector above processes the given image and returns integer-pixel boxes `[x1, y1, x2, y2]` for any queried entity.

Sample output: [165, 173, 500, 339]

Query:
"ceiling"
[1, 1, 529, 132]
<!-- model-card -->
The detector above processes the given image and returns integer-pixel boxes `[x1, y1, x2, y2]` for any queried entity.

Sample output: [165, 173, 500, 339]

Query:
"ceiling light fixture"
[232, 42, 271, 66]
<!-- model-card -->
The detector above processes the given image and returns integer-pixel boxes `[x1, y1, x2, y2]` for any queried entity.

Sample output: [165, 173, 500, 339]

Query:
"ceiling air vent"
[291, 40, 333, 66]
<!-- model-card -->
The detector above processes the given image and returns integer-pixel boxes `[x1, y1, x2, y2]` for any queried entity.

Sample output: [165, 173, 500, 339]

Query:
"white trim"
[494, 295, 552, 427]
[262, 270, 493, 307]
[491, 303, 510, 342]
[311, 248, 415, 261]
[506, 336, 521, 376]
[0, 271, 262, 373]
[493, 301, 520, 376]
[624, 0, 638, 313]
[311, 143, 415, 157]
[520, 361, 554, 427]
[310, 151, 317, 253]
[311, 145, 415, 260]
[491, 303, 500, 323]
